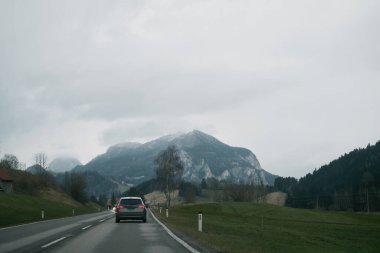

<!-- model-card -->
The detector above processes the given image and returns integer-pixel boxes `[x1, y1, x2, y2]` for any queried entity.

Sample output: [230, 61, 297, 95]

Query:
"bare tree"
[63, 171, 88, 203]
[155, 145, 184, 207]
[34, 152, 48, 169]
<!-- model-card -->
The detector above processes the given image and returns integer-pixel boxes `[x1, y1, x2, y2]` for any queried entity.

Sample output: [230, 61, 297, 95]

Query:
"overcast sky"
[1, 0, 379, 177]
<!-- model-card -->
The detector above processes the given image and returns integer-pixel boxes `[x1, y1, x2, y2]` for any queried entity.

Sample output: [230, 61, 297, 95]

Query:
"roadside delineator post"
[41, 210, 45, 219]
[166, 208, 169, 218]
[198, 211, 203, 232]
[160, 207, 162, 214]
[72, 209, 75, 216]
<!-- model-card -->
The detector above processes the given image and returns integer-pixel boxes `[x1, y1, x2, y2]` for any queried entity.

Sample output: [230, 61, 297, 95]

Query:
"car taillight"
[117, 205, 124, 209]
[137, 205, 145, 209]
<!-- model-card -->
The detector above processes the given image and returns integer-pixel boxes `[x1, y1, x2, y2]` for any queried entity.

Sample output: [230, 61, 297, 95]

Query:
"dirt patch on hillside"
[39, 189, 82, 207]
[144, 190, 180, 206]
[262, 192, 287, 206]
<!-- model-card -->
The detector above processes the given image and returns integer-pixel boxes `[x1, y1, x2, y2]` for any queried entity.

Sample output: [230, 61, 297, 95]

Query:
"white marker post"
[160, 207, 162, 214]
[198, 211, 202, 232]
[41, 210, 45, 219]
[72, 209, 75, 216]
[166, 208, 169, 218]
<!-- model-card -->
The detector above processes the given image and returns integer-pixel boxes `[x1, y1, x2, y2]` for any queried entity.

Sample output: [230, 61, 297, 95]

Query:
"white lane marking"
[99, 219, 105, 223]
[41, 237, 66, 248]
[149, 209, 200, 253]
[0, 217, 69, 231]
[82, 225, 92, 230]
[0, 212, 113, 231]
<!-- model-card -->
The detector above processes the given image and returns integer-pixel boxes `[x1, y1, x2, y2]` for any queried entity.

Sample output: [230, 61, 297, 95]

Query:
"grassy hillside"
[0, 192, 101, 227]
[154, 203, 380, 253]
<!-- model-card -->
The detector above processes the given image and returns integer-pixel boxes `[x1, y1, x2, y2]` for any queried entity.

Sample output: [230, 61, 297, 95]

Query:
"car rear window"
[119, 199, 143, 206]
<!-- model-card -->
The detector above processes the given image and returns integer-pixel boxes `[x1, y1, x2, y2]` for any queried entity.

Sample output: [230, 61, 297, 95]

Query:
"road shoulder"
[149, 209, 219, 253]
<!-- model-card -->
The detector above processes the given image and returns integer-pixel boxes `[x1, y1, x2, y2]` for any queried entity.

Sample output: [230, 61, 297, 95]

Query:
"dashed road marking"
[81, 225, 92, 230]
[41, 237, 67, 248]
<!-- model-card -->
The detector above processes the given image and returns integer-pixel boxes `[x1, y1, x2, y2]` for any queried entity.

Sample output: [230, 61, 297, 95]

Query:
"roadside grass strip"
[149, 209, 200, 253]
[152, 203, 380, 253]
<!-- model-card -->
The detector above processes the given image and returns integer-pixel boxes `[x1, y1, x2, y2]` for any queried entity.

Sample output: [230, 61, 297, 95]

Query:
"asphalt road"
[0, 211, 114, 253]
[0, 210, 196, 253]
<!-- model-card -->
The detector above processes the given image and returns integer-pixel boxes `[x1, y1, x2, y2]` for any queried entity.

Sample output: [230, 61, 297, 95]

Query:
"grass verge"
[153, 202, 380, 253]
[0, 192, 100, 227]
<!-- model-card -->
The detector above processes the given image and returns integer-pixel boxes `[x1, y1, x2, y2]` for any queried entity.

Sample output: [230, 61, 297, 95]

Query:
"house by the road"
[0, 169, 14, 193]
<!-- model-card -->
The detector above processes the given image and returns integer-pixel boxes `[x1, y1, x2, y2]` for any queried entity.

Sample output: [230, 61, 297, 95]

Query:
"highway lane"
[46, 210, 194, 253]
[0, 211, 114, 253]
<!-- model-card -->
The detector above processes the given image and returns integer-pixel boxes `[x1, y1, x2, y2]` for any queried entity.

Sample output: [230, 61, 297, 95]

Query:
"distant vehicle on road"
[144, 200, 151, 208]
[115, 197, 147, 223]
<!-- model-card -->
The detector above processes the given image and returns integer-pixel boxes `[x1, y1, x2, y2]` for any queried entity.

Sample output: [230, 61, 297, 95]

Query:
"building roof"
[0, 169, 13, 181]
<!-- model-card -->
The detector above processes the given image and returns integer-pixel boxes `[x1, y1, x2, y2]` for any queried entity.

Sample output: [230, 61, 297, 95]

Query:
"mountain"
[76, 130, 277, 186]
[275, 141, 380, 211]
[26, 164, 47, 174]
[48, 157, 82, 173]
[81, 171, 126, 197]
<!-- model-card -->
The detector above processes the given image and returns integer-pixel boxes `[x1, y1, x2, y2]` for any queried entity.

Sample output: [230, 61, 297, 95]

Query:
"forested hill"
[275, 141, 380, 211]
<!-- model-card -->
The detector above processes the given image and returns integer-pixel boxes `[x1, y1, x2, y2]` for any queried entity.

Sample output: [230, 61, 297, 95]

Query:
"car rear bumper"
[116, 210, 146, 220]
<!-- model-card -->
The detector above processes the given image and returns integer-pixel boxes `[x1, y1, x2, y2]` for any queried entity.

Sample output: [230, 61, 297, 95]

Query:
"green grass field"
[0, 192, 100, 227]
[153, 203, 380, 253]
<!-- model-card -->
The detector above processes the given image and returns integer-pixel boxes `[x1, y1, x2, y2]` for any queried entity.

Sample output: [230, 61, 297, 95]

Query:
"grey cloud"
[22, 69, 274, 121]
[1, 1, 379, 177]
[100, 120, 164, 146]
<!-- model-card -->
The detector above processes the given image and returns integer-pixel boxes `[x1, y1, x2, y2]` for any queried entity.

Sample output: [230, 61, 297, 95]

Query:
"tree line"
[274, 141, 380, 212]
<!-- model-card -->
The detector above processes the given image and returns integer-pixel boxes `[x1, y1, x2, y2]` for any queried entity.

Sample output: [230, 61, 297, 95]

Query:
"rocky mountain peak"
[78, 130, 277, 185]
